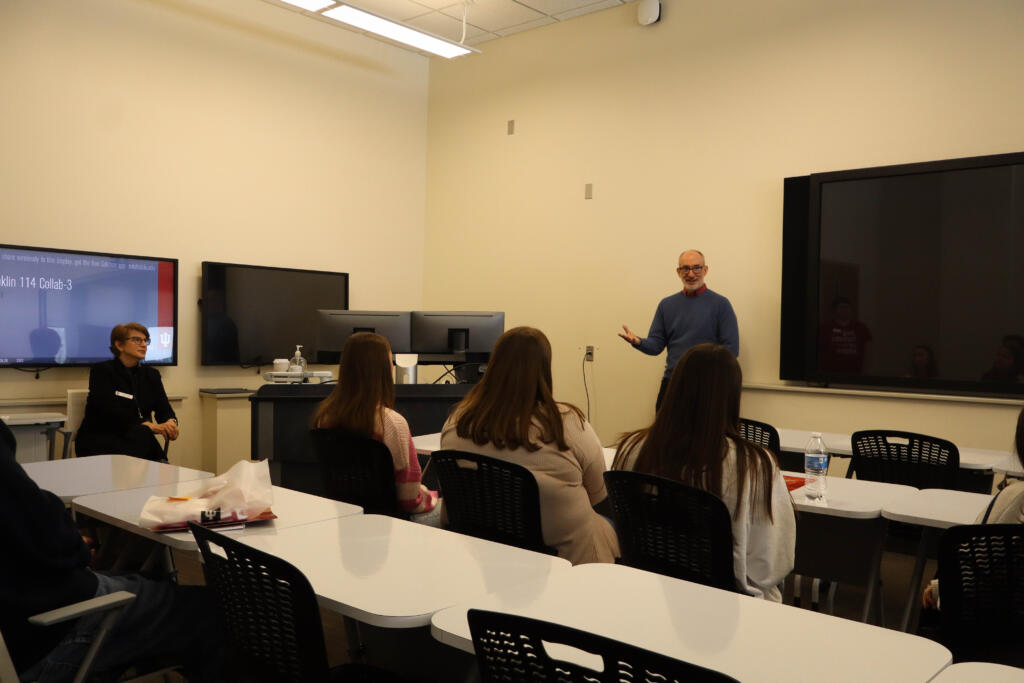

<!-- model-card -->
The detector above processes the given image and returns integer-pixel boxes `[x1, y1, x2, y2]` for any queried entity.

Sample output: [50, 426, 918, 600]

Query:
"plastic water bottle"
[803, 432, 829, 500]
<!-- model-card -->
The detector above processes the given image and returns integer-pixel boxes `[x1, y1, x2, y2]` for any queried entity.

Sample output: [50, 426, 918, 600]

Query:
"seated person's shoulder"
[381, 406, 410, 430]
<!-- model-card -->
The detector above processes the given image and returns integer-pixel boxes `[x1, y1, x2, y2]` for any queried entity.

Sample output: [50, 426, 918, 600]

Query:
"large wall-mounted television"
[201, 262, 348, 366]
[0, 244, 178, 367]
[781, 150, 1024, 397]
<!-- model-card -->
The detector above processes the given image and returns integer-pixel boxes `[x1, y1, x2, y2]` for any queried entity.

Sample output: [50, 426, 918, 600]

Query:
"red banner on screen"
[158, 262, 174, 327]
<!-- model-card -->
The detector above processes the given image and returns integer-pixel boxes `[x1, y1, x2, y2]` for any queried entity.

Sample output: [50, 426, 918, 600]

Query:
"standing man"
[619, 250, 739, 410]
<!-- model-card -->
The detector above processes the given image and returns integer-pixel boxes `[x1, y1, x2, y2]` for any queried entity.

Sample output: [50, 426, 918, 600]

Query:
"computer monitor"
[315, 310, 411, 363]
[410, 311, 505, 354]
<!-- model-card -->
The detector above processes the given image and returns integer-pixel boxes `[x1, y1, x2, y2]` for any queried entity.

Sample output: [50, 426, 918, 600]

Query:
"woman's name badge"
[115, 391, 134, 399]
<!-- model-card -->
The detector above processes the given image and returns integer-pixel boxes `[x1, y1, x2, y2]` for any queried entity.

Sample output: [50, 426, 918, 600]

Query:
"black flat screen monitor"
[410, 311, 505, 355]
[316, 310, 412, 363]
[781, 150, 1024, 397]
[0, 244, 178, 367]
[201, 262, 348, 366]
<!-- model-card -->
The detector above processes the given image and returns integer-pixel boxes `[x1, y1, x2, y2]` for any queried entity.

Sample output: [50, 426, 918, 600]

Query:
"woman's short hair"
[109, 322, 150, 357]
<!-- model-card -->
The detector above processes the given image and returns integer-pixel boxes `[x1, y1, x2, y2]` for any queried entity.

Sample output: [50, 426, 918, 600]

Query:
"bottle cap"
[811, 432, 822, 438]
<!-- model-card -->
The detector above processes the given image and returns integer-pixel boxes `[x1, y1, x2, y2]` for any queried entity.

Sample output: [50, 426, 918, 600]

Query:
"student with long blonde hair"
[441, 327, 618, 565]
[314, 332, 437, 515]
[613, 343, 794, 600]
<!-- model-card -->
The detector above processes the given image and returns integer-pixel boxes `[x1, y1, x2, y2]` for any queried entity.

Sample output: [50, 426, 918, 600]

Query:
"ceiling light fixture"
[322, 5, 475, 59]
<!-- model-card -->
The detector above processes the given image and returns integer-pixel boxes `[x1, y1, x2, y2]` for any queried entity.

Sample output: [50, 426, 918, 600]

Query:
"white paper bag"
[139, 459, 274, 530]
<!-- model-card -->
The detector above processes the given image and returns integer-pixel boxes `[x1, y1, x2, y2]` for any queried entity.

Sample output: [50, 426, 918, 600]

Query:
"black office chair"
[468, 608, 739, 683]
[850, 430, 959, 489]
[603, 471, 739, 592]
[431, 449, 556, 555]
[309, 428, 408, 519]
[189, 523, 400, 683]
[936, 524, 1024, 666]
[738, 417, 781, 461]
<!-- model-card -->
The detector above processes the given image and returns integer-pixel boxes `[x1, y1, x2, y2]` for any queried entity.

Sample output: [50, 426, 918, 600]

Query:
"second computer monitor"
[410, 311, 505, 354]
[316, 310, 412, 363]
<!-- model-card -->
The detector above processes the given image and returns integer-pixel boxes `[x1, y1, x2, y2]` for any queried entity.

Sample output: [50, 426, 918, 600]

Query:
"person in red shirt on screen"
[818, 297, 872, 375]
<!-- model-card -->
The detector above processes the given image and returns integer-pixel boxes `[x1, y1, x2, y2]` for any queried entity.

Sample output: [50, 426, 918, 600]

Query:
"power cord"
[12, 366, 51, 379]
[431, 363, 484, 384]
[581, 350, 591, 422]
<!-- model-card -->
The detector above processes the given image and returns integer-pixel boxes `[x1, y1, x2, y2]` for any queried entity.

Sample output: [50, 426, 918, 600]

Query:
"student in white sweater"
[613, 343, 795, 601]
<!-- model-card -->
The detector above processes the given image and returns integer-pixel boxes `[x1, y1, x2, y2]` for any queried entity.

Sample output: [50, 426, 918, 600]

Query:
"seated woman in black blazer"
[76, 322, 178, 461]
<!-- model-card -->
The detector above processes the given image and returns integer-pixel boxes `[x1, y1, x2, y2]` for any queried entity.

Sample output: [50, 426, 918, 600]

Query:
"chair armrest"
[29, 591, 136, 627]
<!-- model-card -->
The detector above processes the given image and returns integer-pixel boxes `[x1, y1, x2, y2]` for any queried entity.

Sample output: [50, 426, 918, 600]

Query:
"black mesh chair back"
[738, 418, 781, 460]
[938, 524, 1024, 666]
[310, 428, 407, 519]
[603, 470, 738, 592]
[850, 430, 959, 489]
[468, 608, 740, 683]
[189, 522, 331, 683]
[431, 449, 556, 555]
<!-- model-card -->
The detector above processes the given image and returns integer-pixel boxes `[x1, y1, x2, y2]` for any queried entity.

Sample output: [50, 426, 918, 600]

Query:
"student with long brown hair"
[440, 327, 618, 565]
[613, 343, 795, 600]
[314, 332, 437, 516]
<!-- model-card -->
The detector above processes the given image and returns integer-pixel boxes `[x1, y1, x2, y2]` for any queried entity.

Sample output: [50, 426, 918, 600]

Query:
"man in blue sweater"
[620, 249, 739, 409]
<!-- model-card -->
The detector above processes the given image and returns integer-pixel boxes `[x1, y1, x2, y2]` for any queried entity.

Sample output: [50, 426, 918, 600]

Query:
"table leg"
[344, 616, 366, 664]
[899, 527, 935, 632]
[45, 425, 59, 461]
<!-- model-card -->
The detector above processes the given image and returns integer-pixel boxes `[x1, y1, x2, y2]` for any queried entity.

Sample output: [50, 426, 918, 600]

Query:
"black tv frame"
[0, 243, 179, 368]
[200, 261, 349, 367]
[780, 150, 1024, 397]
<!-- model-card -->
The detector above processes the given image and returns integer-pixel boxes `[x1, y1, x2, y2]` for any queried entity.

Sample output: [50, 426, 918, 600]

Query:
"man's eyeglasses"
[677, 265, 705, 274]
[126, 336, 151, 345]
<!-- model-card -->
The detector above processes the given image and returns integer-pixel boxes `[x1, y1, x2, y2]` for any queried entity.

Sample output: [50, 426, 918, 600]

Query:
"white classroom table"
[786, 471, 917, 519]
[23, 454, 213, 503]
[72, 483, 363, 551]
[994, 453, 1024, 478]
[931, 662, 1024, 682]
[429, 563, 952, 683]
[779, 428, 1008, 471]
[784, 472, 916, 622]
[881, 488, 992, 529]
[413, 432, 618, 468]
[235, 514, 571, 629]
[881, 487, 994, 632]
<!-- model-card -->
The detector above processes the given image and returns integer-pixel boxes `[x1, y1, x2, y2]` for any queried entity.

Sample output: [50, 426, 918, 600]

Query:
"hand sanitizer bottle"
[288, 345, 307, 374]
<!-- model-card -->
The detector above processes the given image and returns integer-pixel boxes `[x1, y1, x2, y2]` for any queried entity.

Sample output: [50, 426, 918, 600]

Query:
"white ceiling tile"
[405, 10, 489, 41]
[553, 0, 621, 20]
[440, 0, 545, 33]
[408, 0, 460, 10]
[346, 0, 434, 21]
[464, 31, 500, 45]
[494, 15, 555, 36]
[515, 0, 601, 15]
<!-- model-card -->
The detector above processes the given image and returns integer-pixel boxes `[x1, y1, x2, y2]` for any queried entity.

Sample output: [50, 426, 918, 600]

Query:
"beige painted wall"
[0, 0, 430, 468]
[425, 0, 1024, 448]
